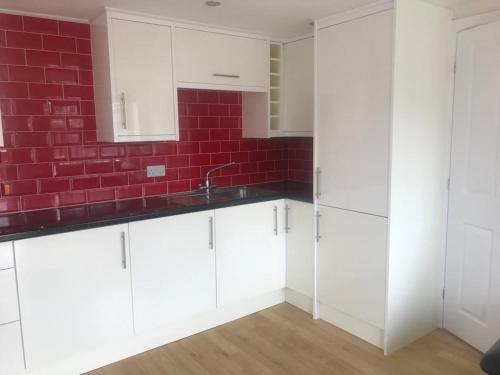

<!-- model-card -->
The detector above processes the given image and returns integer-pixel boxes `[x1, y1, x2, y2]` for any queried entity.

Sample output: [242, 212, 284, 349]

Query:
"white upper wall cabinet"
[175, 28, 268, 91]
[91, 11, 178, 142]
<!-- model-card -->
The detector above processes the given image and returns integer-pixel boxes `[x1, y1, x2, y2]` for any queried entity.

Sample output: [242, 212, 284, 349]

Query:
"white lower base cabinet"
[216, 200, 287, 306]
[286, 201, 314, 299]
[14, 224, 134, 370]
[0, 321, 25, 374]
[129, 210, 217, 334]
[317, 205, 387, 347]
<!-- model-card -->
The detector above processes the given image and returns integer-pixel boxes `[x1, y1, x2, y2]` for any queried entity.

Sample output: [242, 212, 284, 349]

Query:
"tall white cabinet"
[315, 0, 453, 353]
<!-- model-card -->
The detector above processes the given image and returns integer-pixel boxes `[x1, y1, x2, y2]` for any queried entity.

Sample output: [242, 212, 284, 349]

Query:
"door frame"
[442, 10, 500, 328]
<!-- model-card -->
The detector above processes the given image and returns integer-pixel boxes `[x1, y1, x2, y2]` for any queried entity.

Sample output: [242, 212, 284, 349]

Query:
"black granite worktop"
[0, 181, 313, 243]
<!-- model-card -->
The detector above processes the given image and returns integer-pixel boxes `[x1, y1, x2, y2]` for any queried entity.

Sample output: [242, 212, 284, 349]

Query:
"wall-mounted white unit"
[315, 0, 453, 354]
[91, 11, 178, 142]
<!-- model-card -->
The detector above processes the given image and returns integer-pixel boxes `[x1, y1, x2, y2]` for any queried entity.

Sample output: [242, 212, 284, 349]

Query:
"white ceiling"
[1, 0, 499, 38]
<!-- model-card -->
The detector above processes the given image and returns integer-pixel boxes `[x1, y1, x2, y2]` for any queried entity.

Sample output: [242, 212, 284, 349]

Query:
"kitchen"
[0, 0, 499, 374]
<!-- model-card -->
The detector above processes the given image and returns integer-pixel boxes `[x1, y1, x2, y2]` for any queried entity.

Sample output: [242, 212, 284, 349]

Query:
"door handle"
[120, 231, 127, 269]
[273, 206, 278, 236]
[120, 92, 127, 129]
[213, 73, 240, 78]
[315, 211, 322, 243]
[209, 216, 214, 250]
[285, 204, 291, 233]
[316, 167, 322, 199]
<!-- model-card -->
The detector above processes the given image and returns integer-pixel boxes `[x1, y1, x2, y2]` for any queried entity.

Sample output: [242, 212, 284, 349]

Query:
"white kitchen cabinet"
[0, 322, 25, 374]
[216, 200, 286, 306]
[92, 11, 178, 142]
[0, 241, 13, 270]
[317, 205, 387, 330]
[129, 211, 217, 334]
[0, 268, 20, 324]
[175, 28, 268, 90]
[14, 224, 134, 369]
[286, 200, 314, 298]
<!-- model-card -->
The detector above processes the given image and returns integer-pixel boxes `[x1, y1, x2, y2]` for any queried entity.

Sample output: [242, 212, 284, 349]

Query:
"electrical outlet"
[147, 165, 166, 178]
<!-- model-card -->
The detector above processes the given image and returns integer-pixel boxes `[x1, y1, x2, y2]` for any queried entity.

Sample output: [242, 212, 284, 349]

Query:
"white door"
[111, 18, 176, 137]
[129, 211, 217, 334]
[316, 11, 392, 217]
[15, 224, 133, 368]
[444, 20, 500, 352]
[216, 200, 286, 306]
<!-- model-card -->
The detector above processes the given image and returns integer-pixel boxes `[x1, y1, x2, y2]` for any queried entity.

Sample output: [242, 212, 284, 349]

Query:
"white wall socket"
[146, 165, 166, 178]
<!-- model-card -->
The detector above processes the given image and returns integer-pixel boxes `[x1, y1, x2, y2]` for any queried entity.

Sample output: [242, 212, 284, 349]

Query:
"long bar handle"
[315, 211, 322, 243]
[120, 92, 127, 129]
[273, 206, 278, 236]
[213, 73, 240, 78]
[120, 231, 127, 269]
[209, 216, 214, 250]
[285, 204, 291, 233]
[316, 167, 322, 199]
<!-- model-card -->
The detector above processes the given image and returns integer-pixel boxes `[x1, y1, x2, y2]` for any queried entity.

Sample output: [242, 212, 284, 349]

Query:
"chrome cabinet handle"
[285, 204, 291, 233]
[273, 206, 278, 236]
[209, 216, 214, 250]
[213, 73, 240, 78]
[316, 167, 322, 199]
[315, 211, 322, 243]
[120, 231, 127, 269]
[120, 92, 127, 129]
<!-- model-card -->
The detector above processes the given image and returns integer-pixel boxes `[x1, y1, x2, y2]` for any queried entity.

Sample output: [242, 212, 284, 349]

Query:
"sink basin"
[168, 186, 268, 206]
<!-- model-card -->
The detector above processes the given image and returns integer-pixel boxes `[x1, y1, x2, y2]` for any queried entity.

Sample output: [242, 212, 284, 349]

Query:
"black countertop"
[0, 181, 313, 243]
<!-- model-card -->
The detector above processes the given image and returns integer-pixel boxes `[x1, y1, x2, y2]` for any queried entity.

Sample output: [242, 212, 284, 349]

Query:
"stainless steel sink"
[168, 186, 266, 206]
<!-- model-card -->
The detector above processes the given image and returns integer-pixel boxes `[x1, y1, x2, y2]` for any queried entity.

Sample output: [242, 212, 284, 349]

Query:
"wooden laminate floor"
[87, 303, 483, 375]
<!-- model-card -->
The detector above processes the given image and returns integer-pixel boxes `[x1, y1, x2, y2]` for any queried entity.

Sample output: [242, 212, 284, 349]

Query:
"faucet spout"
[201, 162, 236, 192]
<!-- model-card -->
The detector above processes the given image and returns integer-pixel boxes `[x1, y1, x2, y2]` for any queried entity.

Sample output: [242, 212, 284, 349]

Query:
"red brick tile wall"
[0, 13, 312, 213]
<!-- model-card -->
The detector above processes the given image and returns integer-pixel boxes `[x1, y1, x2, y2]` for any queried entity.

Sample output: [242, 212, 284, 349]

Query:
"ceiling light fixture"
[205, 1, 221, 6]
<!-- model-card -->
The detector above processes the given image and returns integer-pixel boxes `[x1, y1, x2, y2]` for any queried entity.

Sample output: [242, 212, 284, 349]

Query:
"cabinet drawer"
[0, 242, 14, 270]
[0, 269, 20, 324]
[175, 28, 268, 89]
[0, 322, 25, 374]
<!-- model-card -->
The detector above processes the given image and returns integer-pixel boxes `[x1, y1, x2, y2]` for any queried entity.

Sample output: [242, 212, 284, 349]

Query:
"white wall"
[384, 0, 453, 354]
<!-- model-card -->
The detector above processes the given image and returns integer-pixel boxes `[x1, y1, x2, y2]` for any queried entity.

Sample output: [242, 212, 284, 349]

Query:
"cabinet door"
[317, 205, 387, 330]
[175, 28, 268, 89]
[282, 37, 314, 134]
[216, 200, 286, 306]
[0, 322, 25, 374]
[129, 211, 217, 334]
[15, 224, 133, 369]
[111, 18, 176, 138]
[316, 11, 392, 216]
[286, 200, 314, 298]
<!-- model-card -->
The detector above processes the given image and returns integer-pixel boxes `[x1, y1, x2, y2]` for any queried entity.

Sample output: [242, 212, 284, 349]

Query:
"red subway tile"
[220, 163, 239, 175]
[80, 101, 95, 115]
[186, 103, 208, 116]
[178, 141, 199, 154]
[211, 152, 231, 164]
[154, 168, 178, 182]
[129, 171, 149, 185]
[59, 21, 90, 39]
[178, 167, 200, 179]
[76, 38, 91, 54]
[258, 160, 276, 172]
[0, 82, 28, 98]
[101, 173, 128, 187]
[139, 156, 165, 168]
[249, 150, 267, 162]
[220, 117, 239, 128]
[84, 159, 112, 174]
[115, 185, 142, 200]
[83, 130, 96, 144]
[198, 90, 219, 103]
[0, 164, 17, 180]
[49, 100, 79, 115]
[249, 172, 267, 184]
[152, 142, 177, 156]
[39, 178, 70, 193]
[179, 116, 198, 129]
[6, 31, 42, 49]
[18, 163, 52, 178]
[230, 128, 242, 140]
[212, 175, 231, 187]
[0, 148, 34, 163]
[187, 128, 209, 141]
[229, 104, 242, 116]
[219, 91, 239, 104]
[52, 131, 82, 146]
[13, 99, 47, 115]
[2, 180, 37, 196]
[67, 116, 95, 130]
[21, 193, 57, 210]
[28, 83, 63, 99]
[210, 129, 230, 141]
[0, 14, 22, 30]
[177, 89, 198, 103]
[26, 49, 60, 67]
[167, 154, 189, 168]
[178, 103, 187, 116]
[198, 117, 219, 129]
[168, 180, 190, 194]
[220, 140, 239, 152]
[114, 158, 141, 171]
[100, 145, 126, 158]
[72, 176, 99, 190]
[53, 161, 84, 176]
[45, 68, 78, 84]
[87, 188, 115, 203]
[0, 99, 12, 115]
[78, 69, 93, 85]
[231, 174, 250, 186]
[23, 16, 59, 34]
[0, 65, 7, 80]
[9, 65, 43, 82]
[61, 53, 92, 69]
[231, 152, 249, 163]
[240, 140, 259, 151]
[13, 132, 50, 147]
[43, 35, 76, 52]
[127, 144, 152, 157]
[69, 146, 98, 160]
[0, 197, 21, 213]
[144, 182, 168, 196]
[190, 178, 204, 191]
[63, 84, 94, 99]
[31, 116, 66, 131]
[0, 31, 4, 47]
[34, 147, 68, 162]
[199, 141, 220, 153]
[190, 154, 210, 167]
[209, 104, 229, 116]
[57, 191, 86, 206]
[0, 48, 25, 65]
[1, 132, 14, 147]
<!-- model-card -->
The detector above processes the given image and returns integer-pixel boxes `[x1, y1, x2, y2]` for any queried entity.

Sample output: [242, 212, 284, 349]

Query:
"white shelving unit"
[269, 42, 282, 132]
